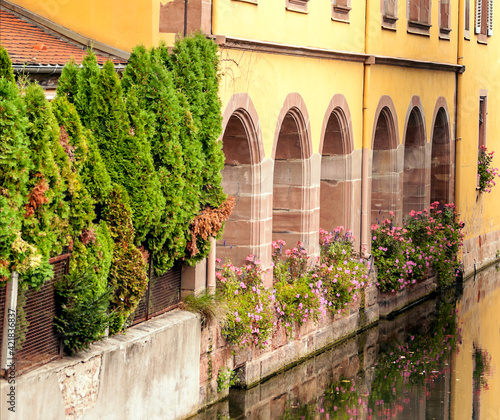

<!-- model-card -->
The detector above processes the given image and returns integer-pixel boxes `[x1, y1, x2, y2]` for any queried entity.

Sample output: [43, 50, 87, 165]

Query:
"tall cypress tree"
[0, 46, 15, 83]
[0, 78, 31, 281]
[169, 34, 227, 261]
[122, 46, 189, 272]
[91, 60, 165, 244]
[55, 58, 79, 103]
[22, 83, 70, 264]
[103, 185, 148, 334]
[75, 50, 100, 128]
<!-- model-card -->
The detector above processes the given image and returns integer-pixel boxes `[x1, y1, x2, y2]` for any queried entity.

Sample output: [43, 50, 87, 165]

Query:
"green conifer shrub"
[75, 50, 100, 128]
[0, 78, 32, 281]
[122, 46, 189, 272]
[55, 58, 79, 103]
[91, 60, 165, 245]
[52, 96, 112, 205]
[23, 84, 69, 261]
[0, 46, 15, 83]
[103, 185, 148, 334]
[169, 34, 228, 262]
[54, 267, 111, 355]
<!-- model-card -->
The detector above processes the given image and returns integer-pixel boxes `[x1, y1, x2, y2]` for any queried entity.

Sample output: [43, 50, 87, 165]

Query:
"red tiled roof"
[0, 8, 127, 67]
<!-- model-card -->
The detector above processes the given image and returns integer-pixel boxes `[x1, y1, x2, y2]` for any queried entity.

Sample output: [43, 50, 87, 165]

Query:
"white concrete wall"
[0, 311, 201, 420]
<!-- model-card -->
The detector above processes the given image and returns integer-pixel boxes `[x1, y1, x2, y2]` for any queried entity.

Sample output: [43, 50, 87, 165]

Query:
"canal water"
[197, 264, 500, 419]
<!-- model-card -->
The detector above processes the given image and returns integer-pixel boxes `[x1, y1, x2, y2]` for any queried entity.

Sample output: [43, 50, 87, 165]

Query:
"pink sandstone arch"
[319, 94, 355, 235]
[370, 96, 400, 225]
[402, 96, 428, 216]
[218, 94, 266, 266]
[272, 93, 317, 255]
[430, 97, 453, 205]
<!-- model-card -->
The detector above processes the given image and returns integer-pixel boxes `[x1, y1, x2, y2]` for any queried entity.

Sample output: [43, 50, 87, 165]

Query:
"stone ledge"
[378, 275, 437, 318]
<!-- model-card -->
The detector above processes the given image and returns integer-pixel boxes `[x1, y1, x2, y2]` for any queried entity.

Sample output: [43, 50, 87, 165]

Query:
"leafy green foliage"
[55, 268, 111, 354]
[22, 84, 69, 262]
[103, 185, 148, 334]
[52, 96, 112, 205]
[55, 58, 79, 103]
[0, 45, 15, 83]
[182, 290, 229, 328]
[92, 60, 165, 244]
[0, 78, 31, 281]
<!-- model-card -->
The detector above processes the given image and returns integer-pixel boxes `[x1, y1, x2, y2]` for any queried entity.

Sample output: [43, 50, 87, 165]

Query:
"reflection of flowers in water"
[473, 347, 492, 392]
[281, 298, 459, 419]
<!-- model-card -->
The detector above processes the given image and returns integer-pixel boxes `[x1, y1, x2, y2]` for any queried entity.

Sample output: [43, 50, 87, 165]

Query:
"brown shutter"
[441, 0, 450, 29]
[410, 0, 420, 21]
[422, 0, 431, 24]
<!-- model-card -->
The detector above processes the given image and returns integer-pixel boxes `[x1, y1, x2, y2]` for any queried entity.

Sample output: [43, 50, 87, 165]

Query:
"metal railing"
[0, 253, 182, 376]
[13, 255, 69, 374]
[132, 258, 182, 325]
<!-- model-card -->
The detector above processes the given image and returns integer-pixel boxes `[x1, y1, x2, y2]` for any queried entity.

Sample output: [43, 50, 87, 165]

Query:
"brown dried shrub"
[80, 227, 97, 245]
[187, 195, 235, 257]
[59, 126, 75, 162]
[24, 175, 49, 217]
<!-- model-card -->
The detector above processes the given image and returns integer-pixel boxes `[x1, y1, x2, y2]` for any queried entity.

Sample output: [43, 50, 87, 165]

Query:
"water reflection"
[194, 265, 500, 419]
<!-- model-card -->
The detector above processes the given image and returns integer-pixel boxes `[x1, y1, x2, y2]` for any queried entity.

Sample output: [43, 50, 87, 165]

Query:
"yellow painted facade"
[7, 0, 500, 274]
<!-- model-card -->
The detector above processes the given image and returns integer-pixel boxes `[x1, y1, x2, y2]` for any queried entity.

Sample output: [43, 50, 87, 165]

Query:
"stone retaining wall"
[378, 275, 437, 318]
[0, 274, 440, 419]
[0, 311, 201, 420]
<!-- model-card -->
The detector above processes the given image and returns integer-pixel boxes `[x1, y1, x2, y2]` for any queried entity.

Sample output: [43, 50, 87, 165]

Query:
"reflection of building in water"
[197, 293, 457, 420]
[452, 267, 499, 420]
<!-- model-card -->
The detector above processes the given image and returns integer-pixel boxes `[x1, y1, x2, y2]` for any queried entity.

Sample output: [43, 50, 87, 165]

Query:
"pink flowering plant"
[272, 241, 326, 336]
[372, 204, 463, 292]
[216, 257, 274, 348]
[478, 145, 498, 193]
[216, 231, 370, 347]
[316, 228, 368, 314]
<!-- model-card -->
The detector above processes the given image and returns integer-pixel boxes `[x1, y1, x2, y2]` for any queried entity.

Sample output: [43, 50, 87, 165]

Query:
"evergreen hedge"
[0, 35, 232, 350]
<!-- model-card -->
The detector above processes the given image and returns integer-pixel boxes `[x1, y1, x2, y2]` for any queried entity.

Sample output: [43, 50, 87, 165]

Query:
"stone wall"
[0, 311, 201, 420]
[0, 274, 441, 420]
[462, 229, 500, 278]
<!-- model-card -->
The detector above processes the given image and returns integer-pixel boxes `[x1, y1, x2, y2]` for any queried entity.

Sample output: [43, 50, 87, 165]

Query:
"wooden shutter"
[422, 0, 431, 24]
[441, 0, 450, 29]
[386, 0, 397, 17]
[475, 0, 482, 33]
[488, 0, 493, 35]
[409, 0, 420, 21]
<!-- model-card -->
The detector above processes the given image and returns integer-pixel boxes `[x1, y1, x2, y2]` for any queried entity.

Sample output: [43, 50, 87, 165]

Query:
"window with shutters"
[439, 0, 451, 38]
[382, 0, 398, 30]
[331, 0, 351, 22]
[407, 0, 432, 35]
[475, 0, 493, 43]
[285, 0, 309, 14]
[478, 95, 488, 149]
[465, 0, 471, 39]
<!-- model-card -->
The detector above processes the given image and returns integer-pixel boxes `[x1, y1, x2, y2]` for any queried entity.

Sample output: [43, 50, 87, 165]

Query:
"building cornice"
[214, 35, 465, 73]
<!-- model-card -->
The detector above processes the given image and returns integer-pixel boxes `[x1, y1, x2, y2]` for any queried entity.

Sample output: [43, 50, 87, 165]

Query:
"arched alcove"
[371, 107, 398, 224]
[320, 108, 350, 232]
[273, 109, 307, 248]
[403, 107, 426, 215]
[431, 107, 451, 205]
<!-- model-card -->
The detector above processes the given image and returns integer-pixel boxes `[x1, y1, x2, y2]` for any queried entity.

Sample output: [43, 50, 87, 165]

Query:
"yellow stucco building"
[2, 0, 498, 278]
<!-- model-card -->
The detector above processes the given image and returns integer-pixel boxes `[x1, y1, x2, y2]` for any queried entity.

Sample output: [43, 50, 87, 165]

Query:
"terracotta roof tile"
[0, 8, 127, 67]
